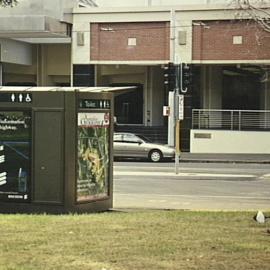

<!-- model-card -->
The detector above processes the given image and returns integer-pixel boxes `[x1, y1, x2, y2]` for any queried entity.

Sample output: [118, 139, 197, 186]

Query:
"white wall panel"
[191, 130, 270, 153]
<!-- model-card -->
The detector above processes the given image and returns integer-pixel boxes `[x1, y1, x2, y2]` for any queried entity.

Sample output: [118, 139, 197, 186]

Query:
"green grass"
[0, 210, 270, 270]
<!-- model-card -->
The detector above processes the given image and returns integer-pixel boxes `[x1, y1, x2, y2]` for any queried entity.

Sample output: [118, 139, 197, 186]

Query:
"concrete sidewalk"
[180, 153, 270, 164]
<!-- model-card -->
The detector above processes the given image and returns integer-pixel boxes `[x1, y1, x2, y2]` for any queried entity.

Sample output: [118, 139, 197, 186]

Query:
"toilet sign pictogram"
[0, 93, 32, 103]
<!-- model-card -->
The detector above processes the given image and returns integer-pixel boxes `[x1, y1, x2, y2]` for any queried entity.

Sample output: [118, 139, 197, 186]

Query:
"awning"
[0, 16, 70, 39]
[0, 86, 136, 93]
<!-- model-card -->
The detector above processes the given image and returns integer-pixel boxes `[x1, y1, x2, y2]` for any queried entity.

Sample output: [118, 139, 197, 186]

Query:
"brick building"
[72, 3, 270, 153]
[1, 1, 269, 153]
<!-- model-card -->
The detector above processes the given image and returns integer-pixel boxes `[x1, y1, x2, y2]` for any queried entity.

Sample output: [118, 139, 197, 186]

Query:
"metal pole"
[175, 119, 180, 174]
[174, 65, 180, 174]
[0, 63, 2, 86]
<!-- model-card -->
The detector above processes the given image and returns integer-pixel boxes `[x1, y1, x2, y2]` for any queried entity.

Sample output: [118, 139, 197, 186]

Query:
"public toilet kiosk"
[0, 86, 117, 213]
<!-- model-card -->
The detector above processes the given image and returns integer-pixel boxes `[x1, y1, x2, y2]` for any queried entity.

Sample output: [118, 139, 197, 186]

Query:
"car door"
[122, 134, 145, 157]
[113, 134, 126, 157]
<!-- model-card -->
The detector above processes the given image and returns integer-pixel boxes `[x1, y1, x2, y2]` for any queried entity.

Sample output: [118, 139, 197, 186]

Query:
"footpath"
[179, 153, 270, 164]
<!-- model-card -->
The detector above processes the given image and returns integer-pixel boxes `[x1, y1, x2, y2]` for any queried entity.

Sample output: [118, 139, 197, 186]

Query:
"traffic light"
[181, 63, 192, 93]
[164, 62, 176, 91]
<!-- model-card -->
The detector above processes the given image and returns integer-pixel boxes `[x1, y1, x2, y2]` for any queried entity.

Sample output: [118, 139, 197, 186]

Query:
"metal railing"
[192, 109, 270, 131]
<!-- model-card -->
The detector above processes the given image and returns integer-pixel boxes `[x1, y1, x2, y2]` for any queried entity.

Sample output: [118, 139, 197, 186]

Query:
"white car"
[113, 132, 175, 162]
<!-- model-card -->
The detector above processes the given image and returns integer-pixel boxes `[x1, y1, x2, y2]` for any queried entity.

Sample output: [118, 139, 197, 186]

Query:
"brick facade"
[90, 22, 170, 61]
[192, 20, 270, 61]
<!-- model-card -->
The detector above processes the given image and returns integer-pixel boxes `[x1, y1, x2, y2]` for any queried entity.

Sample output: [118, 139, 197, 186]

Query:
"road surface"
[113, 161, 270, 211]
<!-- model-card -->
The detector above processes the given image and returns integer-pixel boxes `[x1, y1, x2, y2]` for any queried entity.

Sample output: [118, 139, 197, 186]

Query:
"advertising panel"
[77, 112, 110, 202]
[0, 111, 31, 202]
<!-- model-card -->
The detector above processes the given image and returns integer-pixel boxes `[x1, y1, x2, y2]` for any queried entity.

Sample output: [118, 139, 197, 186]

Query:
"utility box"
[0, 87, 115, 213]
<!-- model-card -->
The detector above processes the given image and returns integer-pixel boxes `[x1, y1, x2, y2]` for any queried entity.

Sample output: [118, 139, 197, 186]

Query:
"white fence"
[191, 109, 270, 153]
[192, 109, 270, 131]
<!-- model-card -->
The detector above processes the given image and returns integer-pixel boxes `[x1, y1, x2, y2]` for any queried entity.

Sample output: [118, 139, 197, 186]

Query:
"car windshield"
[136, 134, 152, 143]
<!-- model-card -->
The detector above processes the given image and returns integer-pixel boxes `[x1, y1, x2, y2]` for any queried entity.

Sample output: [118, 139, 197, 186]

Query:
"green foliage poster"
[77, 112, 110, 202]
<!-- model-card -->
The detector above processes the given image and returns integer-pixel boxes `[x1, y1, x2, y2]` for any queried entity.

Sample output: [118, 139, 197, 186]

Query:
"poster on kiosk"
[77, 111, 110, 202]
[0, 111, 31, 202]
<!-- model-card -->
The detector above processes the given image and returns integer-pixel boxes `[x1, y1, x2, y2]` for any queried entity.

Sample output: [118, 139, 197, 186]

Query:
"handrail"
[192, 109, 270, 131]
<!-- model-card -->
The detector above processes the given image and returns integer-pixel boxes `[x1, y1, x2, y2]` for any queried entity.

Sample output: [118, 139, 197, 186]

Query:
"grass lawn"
[0, 210, 269, 270]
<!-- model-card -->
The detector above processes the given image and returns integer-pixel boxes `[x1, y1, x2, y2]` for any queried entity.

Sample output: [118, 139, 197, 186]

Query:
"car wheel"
[149, 150, 163, 162]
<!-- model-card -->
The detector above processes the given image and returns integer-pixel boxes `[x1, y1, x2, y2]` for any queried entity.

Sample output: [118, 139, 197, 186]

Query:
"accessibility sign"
[0, 93, 32, 103]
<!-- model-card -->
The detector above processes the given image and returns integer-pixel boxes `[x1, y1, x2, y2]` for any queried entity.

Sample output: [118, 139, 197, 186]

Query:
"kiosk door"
[33, 110, 64, 204]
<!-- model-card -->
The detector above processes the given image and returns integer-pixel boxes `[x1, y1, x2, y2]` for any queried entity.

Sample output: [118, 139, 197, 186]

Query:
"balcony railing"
[192, 109, 270, 131]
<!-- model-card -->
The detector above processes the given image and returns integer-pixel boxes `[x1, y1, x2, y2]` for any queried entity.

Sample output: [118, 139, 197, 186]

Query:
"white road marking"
[116, 193, 270, 200]
[114, 171, 255, 178]
[260, 174, 270, 179]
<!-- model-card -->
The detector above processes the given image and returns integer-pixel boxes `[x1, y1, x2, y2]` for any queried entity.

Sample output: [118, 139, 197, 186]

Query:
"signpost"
[178, 95, 184, 120]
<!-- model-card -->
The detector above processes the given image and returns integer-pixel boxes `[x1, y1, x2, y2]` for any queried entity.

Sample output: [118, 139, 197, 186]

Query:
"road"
[113, 161, 270, 211]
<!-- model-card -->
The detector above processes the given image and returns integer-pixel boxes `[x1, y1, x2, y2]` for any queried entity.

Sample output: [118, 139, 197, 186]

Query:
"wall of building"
[47, 44, 71, 76]
[73, 5, 270, 65]
[90, 22, 170, 61]
[174, 7, 270, 65]
[190, 130, 270, 153]
[38, 44, 71, 86]
[94, 0, 227, 7]
[0, 39, 32, 65]
[193, 21, 270, 61]
[72, 8, 171, 64]
[2, 44, 70, 86]
[0, 0, 76, 21]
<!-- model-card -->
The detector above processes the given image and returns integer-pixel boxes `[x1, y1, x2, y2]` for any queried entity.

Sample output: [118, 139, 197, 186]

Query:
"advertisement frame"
[0, 109, 32, 203]
[76, 106, 111, 204]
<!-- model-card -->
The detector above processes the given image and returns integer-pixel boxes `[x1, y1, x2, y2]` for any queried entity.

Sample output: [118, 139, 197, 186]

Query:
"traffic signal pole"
[165, 62, 191, 174]
[174, 65, 180, 174]
[0, 63, 2, 86]
[175, 64, 190, 174]
[175, 118, 180, 174]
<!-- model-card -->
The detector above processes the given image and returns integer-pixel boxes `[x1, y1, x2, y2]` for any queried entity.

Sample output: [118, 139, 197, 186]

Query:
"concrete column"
[261, 76, 270, 110]
[146, 66, 152, 126]
[201, 65, 209, 108]
[201, 65, 222, 109]
[260, 78, 270, 129]
[37, 44, 49, 86]
[200, 65, 223, 128]
[210, 66, 223, 109]
[266, 81, 270, 110]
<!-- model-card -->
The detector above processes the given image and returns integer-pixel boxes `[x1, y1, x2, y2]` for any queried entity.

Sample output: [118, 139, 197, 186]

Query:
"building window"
[128, 37, 137, 46]
[233, 35, 243, 45]
[73, 65, 95, 87]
